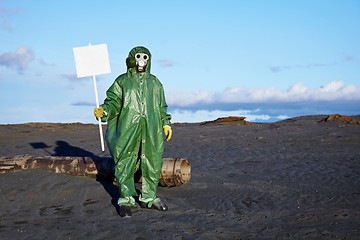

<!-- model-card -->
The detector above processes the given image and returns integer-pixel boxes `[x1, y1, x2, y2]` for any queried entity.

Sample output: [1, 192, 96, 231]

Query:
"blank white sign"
[73, 43, 111, 78]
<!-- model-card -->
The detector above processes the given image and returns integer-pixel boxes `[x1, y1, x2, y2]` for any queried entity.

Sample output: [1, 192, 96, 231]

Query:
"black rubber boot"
[140, 199, 168, 211]
[119, 205, 132, 217]
[152, 199, 168, 211]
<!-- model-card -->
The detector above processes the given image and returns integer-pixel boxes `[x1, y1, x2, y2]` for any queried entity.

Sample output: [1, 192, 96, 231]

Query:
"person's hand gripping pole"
[163, 125, 172, 141]
[94, 106, 104, 119]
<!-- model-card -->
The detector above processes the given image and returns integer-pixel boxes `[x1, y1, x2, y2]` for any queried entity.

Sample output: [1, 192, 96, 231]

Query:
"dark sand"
[1, 115, 360, 239]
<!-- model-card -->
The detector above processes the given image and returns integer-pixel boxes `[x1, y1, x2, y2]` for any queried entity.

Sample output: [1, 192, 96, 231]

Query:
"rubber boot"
[140, 199, 168, 211]
[119, 205, 132, 217]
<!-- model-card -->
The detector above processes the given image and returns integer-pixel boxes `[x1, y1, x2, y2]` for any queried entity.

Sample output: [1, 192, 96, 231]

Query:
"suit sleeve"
[159, 84, 172, 126]
[100, 79, 122, 122]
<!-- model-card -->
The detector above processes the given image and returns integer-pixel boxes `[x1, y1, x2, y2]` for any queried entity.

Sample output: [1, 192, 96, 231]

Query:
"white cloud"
[71, 100, 96, 106]
[38, 58, 55, 66]
[0, 5, 23, 32]
[269, 55, 354, 73]
[60, 74, 79, 81]
[157, 59, 174, 67]
[166, 90, 216, 106]
[167, 81, 360, 107]
[0, 46, 35, 73]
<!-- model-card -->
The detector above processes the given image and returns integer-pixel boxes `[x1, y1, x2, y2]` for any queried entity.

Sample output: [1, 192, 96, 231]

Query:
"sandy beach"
[1, 115, 360, 239]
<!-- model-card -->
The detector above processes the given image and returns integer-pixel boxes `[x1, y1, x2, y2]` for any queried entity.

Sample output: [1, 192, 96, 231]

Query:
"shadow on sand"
[30, 140, 120, 214]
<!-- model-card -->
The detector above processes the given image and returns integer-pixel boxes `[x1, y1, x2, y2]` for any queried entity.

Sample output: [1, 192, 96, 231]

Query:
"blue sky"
[0, 0, 359, 124]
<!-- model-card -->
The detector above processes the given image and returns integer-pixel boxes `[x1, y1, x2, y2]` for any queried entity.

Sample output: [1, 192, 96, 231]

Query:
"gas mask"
[135, 53, 149, 72]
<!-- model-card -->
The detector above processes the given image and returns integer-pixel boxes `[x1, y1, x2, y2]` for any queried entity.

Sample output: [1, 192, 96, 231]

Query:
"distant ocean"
[168, 100, 360, 123]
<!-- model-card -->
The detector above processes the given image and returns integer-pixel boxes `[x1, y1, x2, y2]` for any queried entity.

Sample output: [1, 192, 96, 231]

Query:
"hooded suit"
[100, 46, 171, 205]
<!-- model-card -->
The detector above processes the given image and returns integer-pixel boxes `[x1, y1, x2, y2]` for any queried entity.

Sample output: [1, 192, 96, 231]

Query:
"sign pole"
[93, 74, 105, 152]
[89, 43, 105, 152]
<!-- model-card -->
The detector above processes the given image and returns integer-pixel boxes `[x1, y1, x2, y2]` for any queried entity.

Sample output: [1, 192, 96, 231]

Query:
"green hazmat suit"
[99, 46, 171, 206]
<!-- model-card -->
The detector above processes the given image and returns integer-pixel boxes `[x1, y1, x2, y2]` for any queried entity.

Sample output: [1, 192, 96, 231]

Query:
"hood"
[127, 46, 152, 74]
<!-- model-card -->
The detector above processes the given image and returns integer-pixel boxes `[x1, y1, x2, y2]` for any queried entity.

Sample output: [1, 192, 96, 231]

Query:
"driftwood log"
[0, 155, 191, 187]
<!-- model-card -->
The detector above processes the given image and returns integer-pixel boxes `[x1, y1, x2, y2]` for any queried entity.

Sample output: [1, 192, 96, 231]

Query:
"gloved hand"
[163, 125, 172, 141]
[94, 106, 104, 119]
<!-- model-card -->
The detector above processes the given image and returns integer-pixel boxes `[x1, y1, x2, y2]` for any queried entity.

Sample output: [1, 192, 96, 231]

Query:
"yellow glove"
[94, 106, 104, 119]
[163, 125, 172, 141]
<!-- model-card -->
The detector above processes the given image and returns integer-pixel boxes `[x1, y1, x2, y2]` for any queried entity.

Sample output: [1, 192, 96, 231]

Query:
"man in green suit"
[94, 46, 172, 217]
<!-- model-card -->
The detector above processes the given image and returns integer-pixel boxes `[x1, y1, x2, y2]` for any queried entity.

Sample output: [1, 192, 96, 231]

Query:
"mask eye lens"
[136, 54, 140, 59]
[144, 55, 148, 60]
